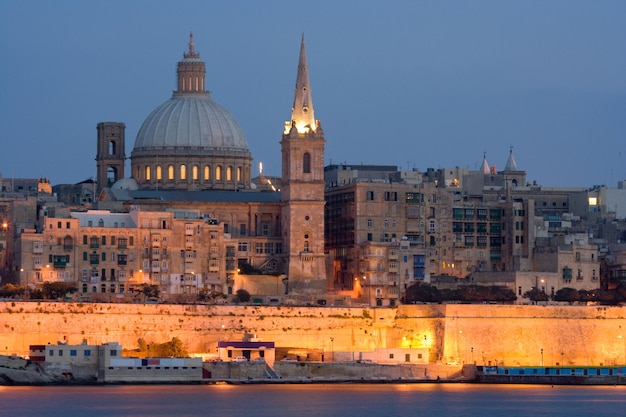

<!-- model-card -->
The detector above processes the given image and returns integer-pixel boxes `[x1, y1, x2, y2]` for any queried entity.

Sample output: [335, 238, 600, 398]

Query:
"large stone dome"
[133, 93, 249, 154]
[130, 34, 252, 191]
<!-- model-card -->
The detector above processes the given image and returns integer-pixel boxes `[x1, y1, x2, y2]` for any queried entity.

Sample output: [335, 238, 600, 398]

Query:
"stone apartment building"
[533, 235, 600, 292]
[325, 165, 438, 305]
[15, 208, 233, 298]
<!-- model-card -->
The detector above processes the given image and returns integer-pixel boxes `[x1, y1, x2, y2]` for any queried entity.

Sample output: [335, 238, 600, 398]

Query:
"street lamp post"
[330, 337, 334, 362]
[541, 348, 544, 366]
[361, 276, 370, 305]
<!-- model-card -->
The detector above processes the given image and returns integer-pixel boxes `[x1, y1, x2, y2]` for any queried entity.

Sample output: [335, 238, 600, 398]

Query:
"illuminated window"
[226, 166, 232, 181]
[145, 166, 151, 181]
[180, 164, 187, 180]
[168, 165, 174, 180]
[204, 165, 210, 180]
[237, 167, 242, 182]
[192, 165, 199, 181]
[156, 165, 162, 180]
[588, 197, 597, 206]
[216, 166, 222, 181]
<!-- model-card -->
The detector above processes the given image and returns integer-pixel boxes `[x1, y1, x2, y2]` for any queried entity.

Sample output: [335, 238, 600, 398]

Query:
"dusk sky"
[1, 0, 624, 188]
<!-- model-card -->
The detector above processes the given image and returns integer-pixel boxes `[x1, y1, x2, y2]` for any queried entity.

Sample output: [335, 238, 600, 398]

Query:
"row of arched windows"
[139, 164, 244, 182]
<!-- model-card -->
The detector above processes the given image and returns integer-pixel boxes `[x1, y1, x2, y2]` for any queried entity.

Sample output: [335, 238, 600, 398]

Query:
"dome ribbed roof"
[133, 93, 249, 152]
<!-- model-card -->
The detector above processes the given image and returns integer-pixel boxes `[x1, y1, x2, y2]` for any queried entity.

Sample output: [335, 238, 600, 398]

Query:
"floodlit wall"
[1, 302, 626, 367]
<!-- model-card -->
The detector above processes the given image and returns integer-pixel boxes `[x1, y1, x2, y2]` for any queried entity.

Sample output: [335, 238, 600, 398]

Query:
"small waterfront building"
[217, 340, 276, 366]
[97, 342, 203, 383]
[30, 340, 203, 383]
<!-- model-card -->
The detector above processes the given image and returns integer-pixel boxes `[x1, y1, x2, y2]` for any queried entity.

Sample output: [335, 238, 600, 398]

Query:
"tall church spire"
[287, 34, 317, 135]
[280, 36, 327, 293]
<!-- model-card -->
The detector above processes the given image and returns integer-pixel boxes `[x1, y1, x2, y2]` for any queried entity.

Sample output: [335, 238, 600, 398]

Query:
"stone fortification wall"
[434, 304, 626, 367]
[205, 362, 464, 382]
[1, 302, 625, 367]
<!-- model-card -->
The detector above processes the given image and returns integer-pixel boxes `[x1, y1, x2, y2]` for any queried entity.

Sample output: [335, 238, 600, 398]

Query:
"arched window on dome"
[168, 165, 174, 180]
[180, 164, 187, 180]
[156, 165, 162, 180]
[216, 166, 222, 181]
[303, 152, 311, 174]
[135, 166, 140, 181]
[237, 167, 242, 182]
[192, 165, 199, 181]
[145, 166, 151, 181]
[226, 166, 232, 181]
[204, 165, 210, 180]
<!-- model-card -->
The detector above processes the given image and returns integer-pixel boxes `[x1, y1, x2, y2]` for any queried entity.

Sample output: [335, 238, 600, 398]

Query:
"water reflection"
[2, 384, 626, 417]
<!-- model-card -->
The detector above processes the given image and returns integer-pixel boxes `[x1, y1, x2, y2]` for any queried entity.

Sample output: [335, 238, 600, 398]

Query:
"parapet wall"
[1, 302, 625, 367]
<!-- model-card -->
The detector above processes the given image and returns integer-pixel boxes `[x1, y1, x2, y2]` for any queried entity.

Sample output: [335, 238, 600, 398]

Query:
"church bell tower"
[280, 36, 327, 294]
[96, 122, 126, 195]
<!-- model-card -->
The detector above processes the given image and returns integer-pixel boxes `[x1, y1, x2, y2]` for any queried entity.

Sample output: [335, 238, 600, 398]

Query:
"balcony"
[53, 260, 67, 268]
